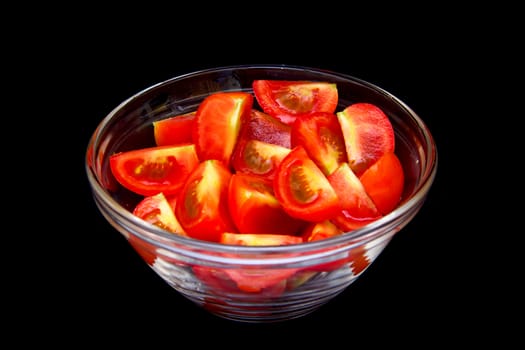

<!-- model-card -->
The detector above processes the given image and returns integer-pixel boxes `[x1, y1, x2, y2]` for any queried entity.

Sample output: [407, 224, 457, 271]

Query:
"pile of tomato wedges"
[110, 79, 405, 248]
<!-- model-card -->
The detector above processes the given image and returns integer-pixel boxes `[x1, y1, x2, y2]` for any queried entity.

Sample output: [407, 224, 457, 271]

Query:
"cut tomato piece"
[153, 111, 196, 146]
[241, 109, 292, 148]
[301, 220, 342, 242]
[291, 111, 347, 176]
[175, 159, 237, 242]
[253, 80, 338, 125]
[109, 144, 200, 196]
[231, 139, 290, 180]
[192, 91, 253, 166]
[359, 151, 405, 215]
[336, 102, 395, 176]
[220, 232, 303, 246]
[228, 173, 306, 234]
[133, 192, 187, 235]
[273, 146, 341, 222]
[328, 162, 381, 231]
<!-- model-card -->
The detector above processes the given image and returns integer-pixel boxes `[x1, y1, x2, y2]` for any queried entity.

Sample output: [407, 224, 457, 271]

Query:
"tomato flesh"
[228, 173, 306, 235]
[192, 92, 253, 166]
[109, 144, 200, 196]
[274, 146, 341, 222]
[291, 111, 347, 176]
[359, 151, 405, 215]
[153, 111, 196, 146]
[253, 80, 338, 125]
[175, 159, 237, 242]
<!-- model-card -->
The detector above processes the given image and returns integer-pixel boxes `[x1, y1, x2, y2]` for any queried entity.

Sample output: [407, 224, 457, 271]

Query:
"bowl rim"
[86, 63, 438, 255]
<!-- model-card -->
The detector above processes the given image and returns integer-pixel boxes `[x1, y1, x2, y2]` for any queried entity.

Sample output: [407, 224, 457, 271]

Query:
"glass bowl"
[85, 64, 437, 323]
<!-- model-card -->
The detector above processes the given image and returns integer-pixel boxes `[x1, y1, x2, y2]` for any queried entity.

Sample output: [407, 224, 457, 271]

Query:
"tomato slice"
[359, 151, 405, 215]
[252, 80, 338, 125]
[231, 139, 290, 180]
[175, 159, 237, 242]
[336, 102, 395, 176]
[291, 111, 347, 176]
[241, 109, 292, 148]
[228, 173, 306, 234]
[153, 111, 196, 146]
[109, 144, 200, 196]
[273, 146, 341, 222]
[301, 220, 342, 242]
[133, 192, 187, 235]
[192, 92, 253, 166]
[328, 162, 381, 231]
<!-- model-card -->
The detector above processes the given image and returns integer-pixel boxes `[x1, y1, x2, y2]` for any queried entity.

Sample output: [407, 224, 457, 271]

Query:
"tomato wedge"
[228, 173, 306, 234]
[153, 111, 196, 146]
[291, 111, 347, 176]
[273, 146, 341, 222]
[192, 91, 253, 166]
[336, 102, 395, 176]
[231, 139, 290, 180]
[109, 144, 200, 196]
[329, 162, 381, 231]
[175, 159, 237, 242]
[253, 80, 338, 125]
[359, 151, 405, 215]
[133, 192, 187, 235]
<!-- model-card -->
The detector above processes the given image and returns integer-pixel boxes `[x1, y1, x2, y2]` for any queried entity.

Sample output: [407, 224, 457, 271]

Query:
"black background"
[19, 22, 508, 346]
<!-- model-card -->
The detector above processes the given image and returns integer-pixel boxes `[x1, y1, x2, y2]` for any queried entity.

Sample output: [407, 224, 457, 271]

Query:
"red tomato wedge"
[153, 111, 196, 146]
[133, 192, 187, 235]
[175, 159, 237, 242]
[253, 80, 338, 125]
[228, 173, 306, 234]
[328, 162, 381, 231]
[301, 220, 342, 242]
[291, 111, 347, 176]
[192, 92, 253, 166]
[240, 109, 291, 148]
[231, 139, 290, 180]
[109, 144, 200, 196]
[273, 146, 341, 222]
[336, 102, 395, 176]
[359, 151, 405, 215]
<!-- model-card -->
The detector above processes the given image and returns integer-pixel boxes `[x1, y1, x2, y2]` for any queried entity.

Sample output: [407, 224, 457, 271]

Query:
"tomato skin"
[175, 159, 237, 242]
[253, 80, 338, 125]
[240, 109, 292, 148]
[228, 173, 306, 234]
[274, 146, 341, 222]
[192, 92, 253, 166]
[359, 151, 405, 215]
[328, 162, 381, 231]
[153, 111, 196, 146]
[291, 111, 347, 176]
[132, 192, 187, 235]
[109, 144, 200, 196]
[336, 102, 395, 176]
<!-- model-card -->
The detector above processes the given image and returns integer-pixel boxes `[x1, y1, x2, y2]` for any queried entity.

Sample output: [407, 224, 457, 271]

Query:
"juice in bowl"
[86, 65, 437, 322]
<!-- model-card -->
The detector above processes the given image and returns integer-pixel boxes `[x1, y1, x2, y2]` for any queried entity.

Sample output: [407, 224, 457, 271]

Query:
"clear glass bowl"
[85, 64, 437, 323]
